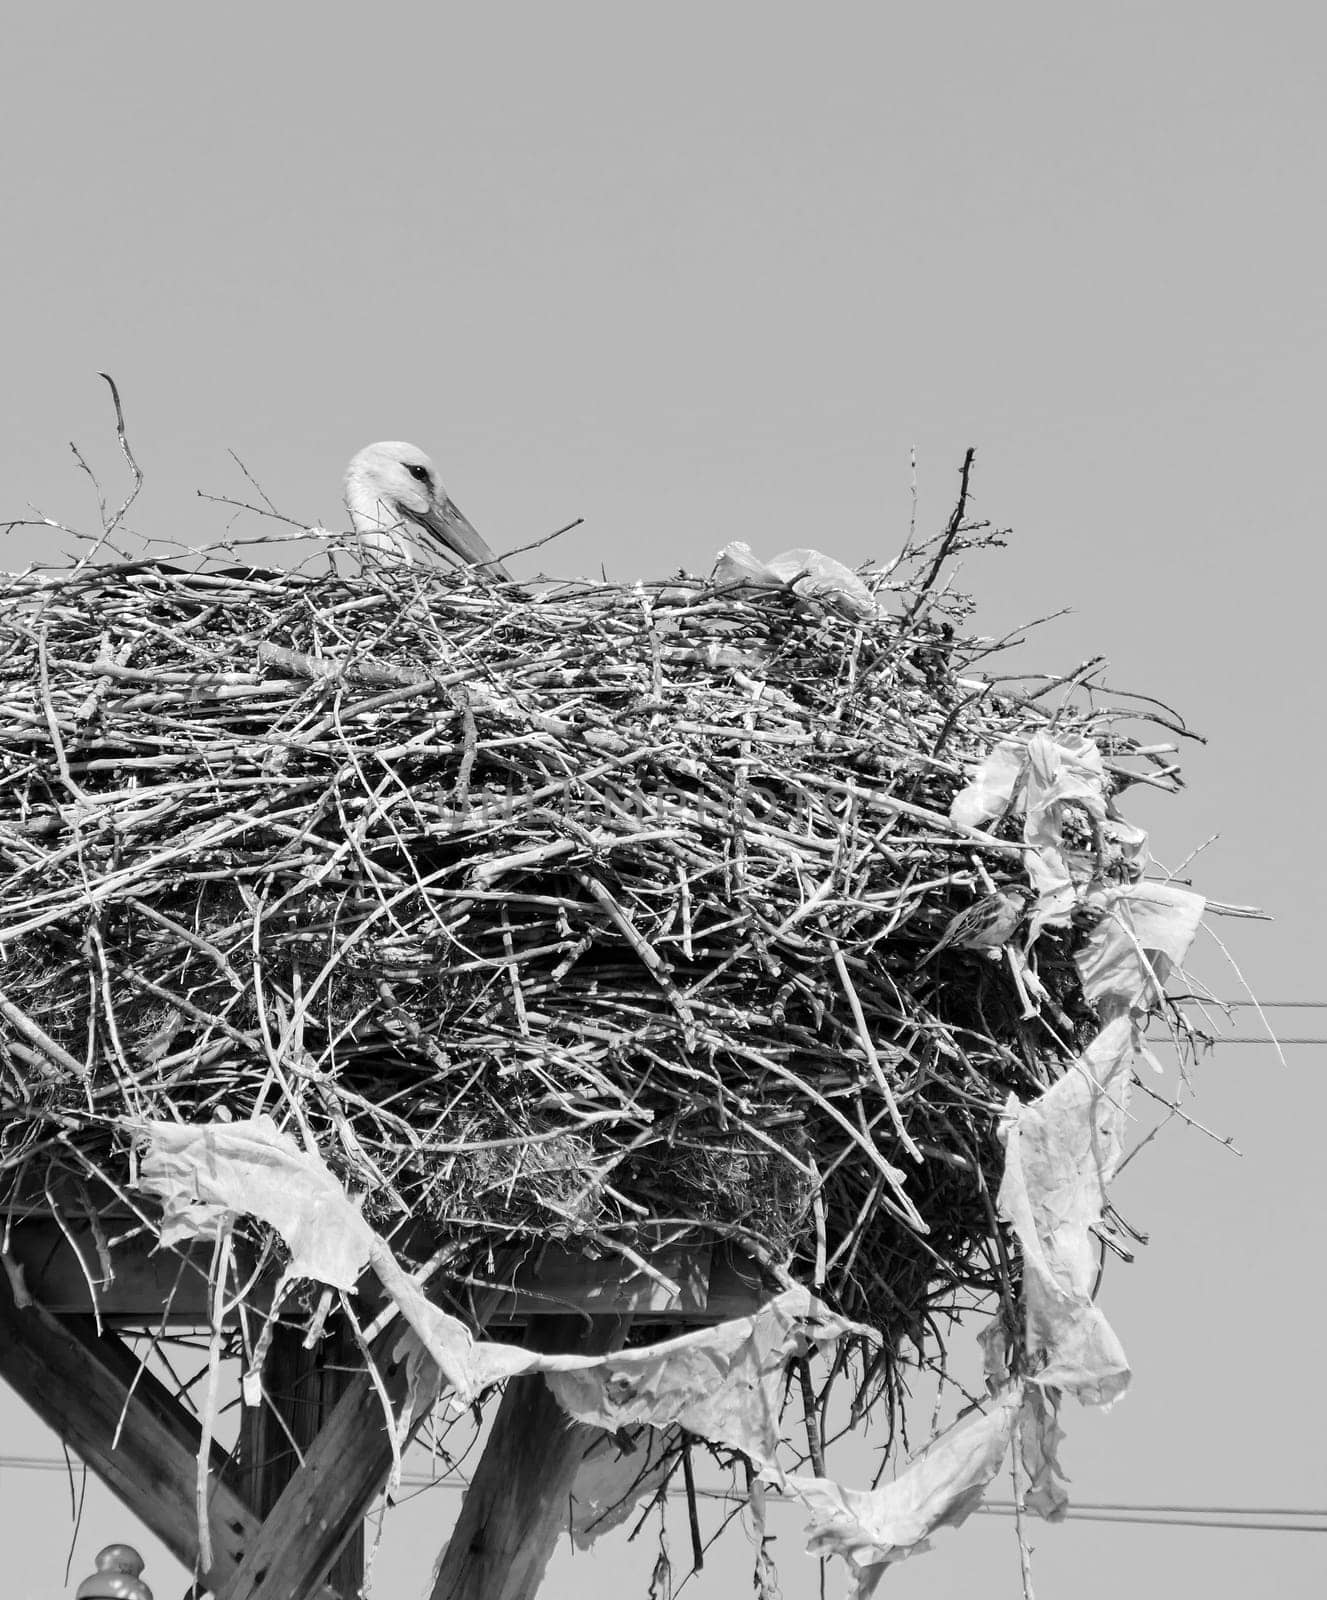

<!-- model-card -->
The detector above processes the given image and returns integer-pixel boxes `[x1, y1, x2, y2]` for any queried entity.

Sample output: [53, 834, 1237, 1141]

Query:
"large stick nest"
[0, 503, 1192, 1416]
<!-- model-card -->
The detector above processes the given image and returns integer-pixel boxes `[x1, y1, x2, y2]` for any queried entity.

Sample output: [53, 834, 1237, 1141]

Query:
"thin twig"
[98, 373, 145, 538]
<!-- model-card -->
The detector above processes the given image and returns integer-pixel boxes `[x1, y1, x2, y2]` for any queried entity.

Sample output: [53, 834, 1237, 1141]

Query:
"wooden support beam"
[217, 1332, 427, 1600]
[430, 1316, 623, 1600]
[0, 1271, 263, 1594]
[5, 1219, 226, 1322]
[8, 1222, 769, 1324]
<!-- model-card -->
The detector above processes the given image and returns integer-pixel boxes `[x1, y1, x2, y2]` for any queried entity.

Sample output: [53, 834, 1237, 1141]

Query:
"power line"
[1149, 1033, 1326, 1046]
[1, 1454, 1322, 1534]
[995, 1500, 1324, 1517]
[979, 1504, 1326, 1535]
[1201, 1038, 1327, 1046]
[1159, 998, 1327, 1044]
[1214, 1001, 1327, 1009]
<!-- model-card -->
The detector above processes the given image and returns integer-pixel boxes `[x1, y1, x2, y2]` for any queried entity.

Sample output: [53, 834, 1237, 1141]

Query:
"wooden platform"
[1, 1204, 770, 1600]
[5, 1215, 768, 1325]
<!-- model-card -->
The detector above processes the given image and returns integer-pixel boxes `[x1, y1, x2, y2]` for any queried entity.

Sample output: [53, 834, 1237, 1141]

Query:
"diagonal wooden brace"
[217, 1330, 428, 1600]
[0, 1269, 268, 1594]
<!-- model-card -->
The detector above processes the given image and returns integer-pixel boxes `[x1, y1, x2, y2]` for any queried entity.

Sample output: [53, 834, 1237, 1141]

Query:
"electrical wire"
[1, 1454, 1322, 1534]
[1155, 1035, 1326, 1046]
[1206, 1001, 1327, 1009]
[978, 1503, 1327, 1534]
[1162, 998, 1327, 1045]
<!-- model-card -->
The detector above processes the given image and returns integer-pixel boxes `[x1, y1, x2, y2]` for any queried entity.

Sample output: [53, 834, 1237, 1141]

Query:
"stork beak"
[407, 497, 509, 578]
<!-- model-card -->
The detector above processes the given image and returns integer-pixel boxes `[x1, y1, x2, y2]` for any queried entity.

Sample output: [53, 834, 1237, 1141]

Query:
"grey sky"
[2, 4, 1324, 1596]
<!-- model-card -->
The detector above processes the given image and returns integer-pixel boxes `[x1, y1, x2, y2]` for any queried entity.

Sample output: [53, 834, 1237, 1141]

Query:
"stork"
[343, 442, 512, 580]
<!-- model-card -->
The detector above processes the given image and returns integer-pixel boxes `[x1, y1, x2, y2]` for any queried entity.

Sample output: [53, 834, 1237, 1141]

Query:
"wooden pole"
[430, 1315, 624, 1600]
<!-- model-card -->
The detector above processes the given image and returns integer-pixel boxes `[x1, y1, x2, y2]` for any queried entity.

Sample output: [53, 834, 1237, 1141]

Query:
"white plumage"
[343, 441, 511, 579]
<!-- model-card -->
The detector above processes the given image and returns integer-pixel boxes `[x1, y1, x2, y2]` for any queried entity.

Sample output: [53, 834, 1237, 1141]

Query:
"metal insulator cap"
[74, 1544, 153, 1600]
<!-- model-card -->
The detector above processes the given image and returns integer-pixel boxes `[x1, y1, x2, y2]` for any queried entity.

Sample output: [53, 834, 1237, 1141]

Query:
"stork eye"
[405, 463, 432, 484]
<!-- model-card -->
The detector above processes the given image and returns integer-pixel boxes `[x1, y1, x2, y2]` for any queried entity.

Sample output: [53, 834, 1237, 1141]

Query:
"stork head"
[343, 441, 508, 575]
